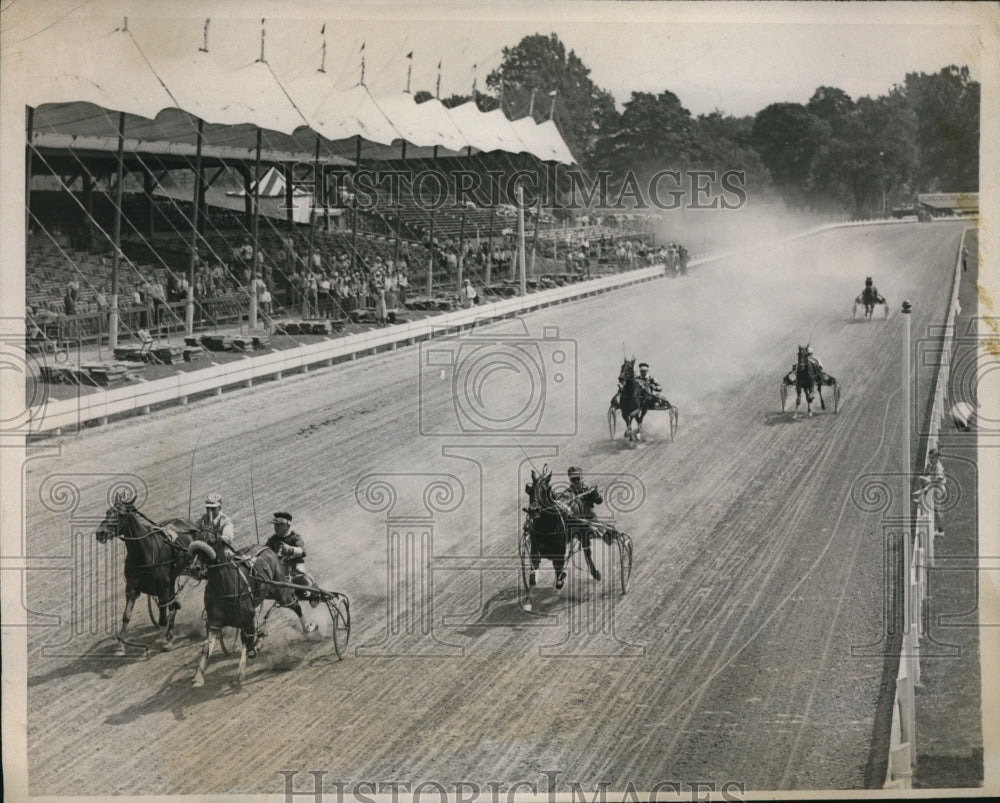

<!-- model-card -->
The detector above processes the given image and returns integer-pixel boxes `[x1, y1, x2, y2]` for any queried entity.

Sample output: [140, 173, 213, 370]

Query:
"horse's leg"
[291, 601, 319, 634]
[116, 585, 140, 654]
[581, 533, 601, 581]
[553, 554, 567, 590]
[794, 386, 802, 418]
[817, 381, 826, 411]
[529, 544, 540, 588]
[160, 588, 177, 650]
[192, 627, 217, 687]
[236, 632, 249, 685]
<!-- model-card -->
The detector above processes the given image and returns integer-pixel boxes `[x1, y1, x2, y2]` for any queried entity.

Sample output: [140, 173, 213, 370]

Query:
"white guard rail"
[883, 226, 969, 789]
[30, 265, 665, 434]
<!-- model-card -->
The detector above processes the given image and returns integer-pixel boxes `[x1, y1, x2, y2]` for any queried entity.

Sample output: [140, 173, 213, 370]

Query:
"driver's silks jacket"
[197, 511, 234, 545]
[562, 483, 603, 520]
[266, 530, 307, 571]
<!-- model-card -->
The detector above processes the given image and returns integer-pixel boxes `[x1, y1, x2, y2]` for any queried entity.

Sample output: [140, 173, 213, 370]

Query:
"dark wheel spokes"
[616, 532, 633, 594]
[518, 529, 534, 592]
[325, 595, 351, 660]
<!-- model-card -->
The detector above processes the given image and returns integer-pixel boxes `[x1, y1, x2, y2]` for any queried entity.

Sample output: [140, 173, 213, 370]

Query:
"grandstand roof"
[22, 18, 576, 167]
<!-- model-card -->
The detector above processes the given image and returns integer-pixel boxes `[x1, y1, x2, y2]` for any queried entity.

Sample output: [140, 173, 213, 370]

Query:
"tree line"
[415, 33, 979, 215]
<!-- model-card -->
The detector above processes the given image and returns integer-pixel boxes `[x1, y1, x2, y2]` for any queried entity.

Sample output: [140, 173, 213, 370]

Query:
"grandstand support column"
[108, 112, 126, 351]
[457, 207, 467, 289]
[307, 137, 321, 272]
[249, 128, 262, 331]
[485, 204, 495, 286]
[142, 169, 155, 239]
[530, 198, 541, 277]
[351, 135, 361, 272]
[25, 106, 34, 235]
[186, 118, 204, 336]
[426, 210, 436, 297]
[284, 162, 295, 230]
[426, 144, 439, 298]
[516, 185, 527, 296]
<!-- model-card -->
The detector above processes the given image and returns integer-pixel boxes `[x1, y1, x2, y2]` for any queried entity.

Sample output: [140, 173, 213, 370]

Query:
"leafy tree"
[904, 65, 979, 191]
[750, 103, 828, 205]
[486, 33, 617, 166]
[593, 90, 696, 179]
[692, 111, 770, 187]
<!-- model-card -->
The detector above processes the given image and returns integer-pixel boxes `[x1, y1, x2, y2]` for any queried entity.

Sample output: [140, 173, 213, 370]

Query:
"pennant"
[407, 51, 413, 59]
[360, 41, 366, 52]
[549, 89, 558, 97]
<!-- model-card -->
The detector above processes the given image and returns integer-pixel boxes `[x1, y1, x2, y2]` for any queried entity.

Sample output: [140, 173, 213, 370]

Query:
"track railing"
[882, 226, 969, 789]
[28, 264, 666, 435]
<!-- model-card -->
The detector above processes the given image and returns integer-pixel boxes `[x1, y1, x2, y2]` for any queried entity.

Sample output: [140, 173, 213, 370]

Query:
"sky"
[3, 0, 991, 119]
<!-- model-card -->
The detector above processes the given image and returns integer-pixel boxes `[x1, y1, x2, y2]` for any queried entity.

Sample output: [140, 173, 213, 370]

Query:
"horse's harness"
[105, 506, 193, 571]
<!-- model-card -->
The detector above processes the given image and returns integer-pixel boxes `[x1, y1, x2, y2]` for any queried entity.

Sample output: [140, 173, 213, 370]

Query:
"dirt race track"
[22, 221, 968, 795]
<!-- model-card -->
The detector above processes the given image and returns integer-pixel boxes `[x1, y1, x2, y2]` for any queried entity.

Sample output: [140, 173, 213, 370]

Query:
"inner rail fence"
[882, 225, 970, 789]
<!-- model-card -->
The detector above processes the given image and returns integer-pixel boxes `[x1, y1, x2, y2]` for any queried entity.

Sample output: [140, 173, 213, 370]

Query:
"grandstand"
[22, 17, 657, 354]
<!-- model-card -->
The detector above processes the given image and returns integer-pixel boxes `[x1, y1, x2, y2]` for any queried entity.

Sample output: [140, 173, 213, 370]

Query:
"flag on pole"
[549, 89, 558, 97]
[407, 51, 413, 59]
[360, 41, 366, 52]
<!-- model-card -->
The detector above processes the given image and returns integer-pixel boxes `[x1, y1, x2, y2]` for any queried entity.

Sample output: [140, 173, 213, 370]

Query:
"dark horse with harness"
[188, 531, 317, 686]
[608, 357, 678, 444]
[781, 345, 839, 418]
[95, 494, 198, 653]
[520, 466, 613, 611]
[854, 279, 888, 320]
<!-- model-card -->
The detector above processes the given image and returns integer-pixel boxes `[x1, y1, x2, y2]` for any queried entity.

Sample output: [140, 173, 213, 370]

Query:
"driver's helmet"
[806, 346, 814, 356]
[865, 277, 873, 286]
[638, 362, 650, 373]
[204, 493, 223, 509]
[567, 466, 583, 482]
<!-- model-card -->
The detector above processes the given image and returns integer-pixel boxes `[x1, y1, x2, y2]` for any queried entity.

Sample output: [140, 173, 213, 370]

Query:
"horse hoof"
[528, 572, 537, 588]
[592, 569, 602, 581]
[162, 640, 173, 652]
[304, 622, 318, 634]
[523, 602, 532, 612]
[192, 676, 204, 688]
[555, 572, 567, 590]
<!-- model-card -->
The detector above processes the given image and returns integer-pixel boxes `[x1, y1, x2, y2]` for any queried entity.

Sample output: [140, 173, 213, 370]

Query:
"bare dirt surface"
[21, 222, 971, 795]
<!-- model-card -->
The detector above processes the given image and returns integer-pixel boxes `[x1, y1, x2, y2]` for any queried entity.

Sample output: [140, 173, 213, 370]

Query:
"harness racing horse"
[95, 496, 197, 654]
[608, 358, 678, 444]
[854, 285, 888, 320]
[520, 467, 603, 611]
[781, 345, 837, 418]
[189, 533, 317, 687]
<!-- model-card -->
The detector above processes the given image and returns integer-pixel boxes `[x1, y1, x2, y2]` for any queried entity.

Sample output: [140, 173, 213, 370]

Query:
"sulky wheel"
[325, 595, 351, 660]
[833, 381, 841, 413]
[519, 530, 534, 592]
[147, 594, 162, 628]
[669, 407, 679, 441]
[617, 532, 633, 594]
[780, 381, 789, 413]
